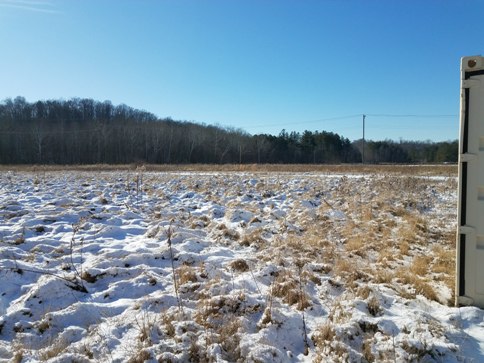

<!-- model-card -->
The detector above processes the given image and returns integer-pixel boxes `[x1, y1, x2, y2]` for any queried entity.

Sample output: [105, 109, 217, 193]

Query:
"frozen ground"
[0, 169, 482, 362]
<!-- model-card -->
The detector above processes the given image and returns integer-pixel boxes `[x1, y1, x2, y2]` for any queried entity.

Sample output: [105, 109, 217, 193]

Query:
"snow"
[0, 169, 482, 362]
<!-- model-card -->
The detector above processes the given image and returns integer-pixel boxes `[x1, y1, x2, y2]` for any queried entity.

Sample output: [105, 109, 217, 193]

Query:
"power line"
[365, 113, 457, 118]
[247, 113, 457, 131]
[248, 114, 362, 130]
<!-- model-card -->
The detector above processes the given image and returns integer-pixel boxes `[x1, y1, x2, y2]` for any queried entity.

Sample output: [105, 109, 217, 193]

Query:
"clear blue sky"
[1, 0, 482, 141]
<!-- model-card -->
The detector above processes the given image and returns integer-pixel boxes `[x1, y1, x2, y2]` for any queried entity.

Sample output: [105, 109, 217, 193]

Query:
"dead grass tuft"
[258, 307, 272, 327]
[80, 271, 98, 283]
[432, 245, 455, 275]
[177, 265, 198, 285]
[302, 270, 322, 286]
[372, 269, 394, 284]
[411, 256, 431, 276]
[345, 235, 366, 256]
[127, 349, 151, 363]
[362, 338, 375, 362]
[196, 293, 249, 324]
[11, 340, 24, 363]
[14, 233, 25, 245]
[36, 319, 50, 334]
[398, 240, 410, 256]
[377, 248, 396, 266]
[224, 229, 240, 241]
[395, 268, 438, 302]
[161, 312, 176, 338]
[356, 285, 372, 300]
[240, 229, 265, 247]
[367, 295, 382, 317]
[334, 258, 353, 277]
[334, 258, 369, 288]
[218, 318, 242, 360]
[389, 206, 409, 217]
[311, 322, 335, 347]
[328, 300, 352, 324]
[230, 259, 249, 272]
[272, 270, 311, 310]
[38, 336, 69, 361]
[400, 339, 435, 361]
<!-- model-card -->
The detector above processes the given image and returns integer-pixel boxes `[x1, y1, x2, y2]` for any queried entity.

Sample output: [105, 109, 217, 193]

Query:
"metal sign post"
[456, 55, 484, 308]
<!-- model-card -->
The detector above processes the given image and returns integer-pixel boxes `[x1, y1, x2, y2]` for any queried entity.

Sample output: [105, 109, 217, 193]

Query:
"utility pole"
[362, 114, 366, 164]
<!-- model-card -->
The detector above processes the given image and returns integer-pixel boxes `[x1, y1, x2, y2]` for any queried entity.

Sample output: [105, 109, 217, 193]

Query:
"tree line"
[0, 97, 457, 165]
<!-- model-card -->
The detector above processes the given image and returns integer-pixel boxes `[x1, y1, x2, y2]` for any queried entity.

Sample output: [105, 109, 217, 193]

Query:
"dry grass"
[356, 285, 372, 300]
[367, 295, 382, 317]
[401, 215, 428, 241]
[411, 256, 432, 276]
[333, 258, 370, 288]
[218, 318, 242, 360]
[177, 265, 198, 285]
[240, 229, 265, 247]
[36, 319, 50, 334]
[230, 259, 249, 272]
[11, 340, 25, 363]
[394, 268, 438, 301]
[372, 268, 394, 284]
[272, 270, 311, 310]
[161, 311, 176, 338]
[345, 235, 366, 255]
[127, 349, 151, 363]
[0, 166, 458, 362]
[432, 246, 455, 275]
[313, 340, 349, 362]
[328, 299, 352, 324]
[38, 336, 69, 361]
[0, 163, 457, 175]
[362, 338, 376, 362]
[334, 258, 353, 277]
[302, 270, 322, 286]
[398, 240, 410, 256]
[311, 322, 336, 347]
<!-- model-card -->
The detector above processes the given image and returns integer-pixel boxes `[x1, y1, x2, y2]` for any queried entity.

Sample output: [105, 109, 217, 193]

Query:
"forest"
[0, 97, 458, 165]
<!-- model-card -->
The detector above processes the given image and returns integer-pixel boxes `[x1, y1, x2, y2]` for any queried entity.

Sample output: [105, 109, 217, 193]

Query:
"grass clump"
[230, 259, 249, 272]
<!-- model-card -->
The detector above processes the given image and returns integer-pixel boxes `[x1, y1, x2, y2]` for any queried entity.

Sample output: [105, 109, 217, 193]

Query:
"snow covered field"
[0, 168, 483, 362]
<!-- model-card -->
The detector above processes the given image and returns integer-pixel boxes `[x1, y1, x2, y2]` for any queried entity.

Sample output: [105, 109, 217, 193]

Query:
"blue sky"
[0, 0, 482, 141]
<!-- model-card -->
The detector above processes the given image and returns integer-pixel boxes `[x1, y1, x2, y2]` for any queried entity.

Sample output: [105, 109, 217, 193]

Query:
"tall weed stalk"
[165, 222, 183, 314]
